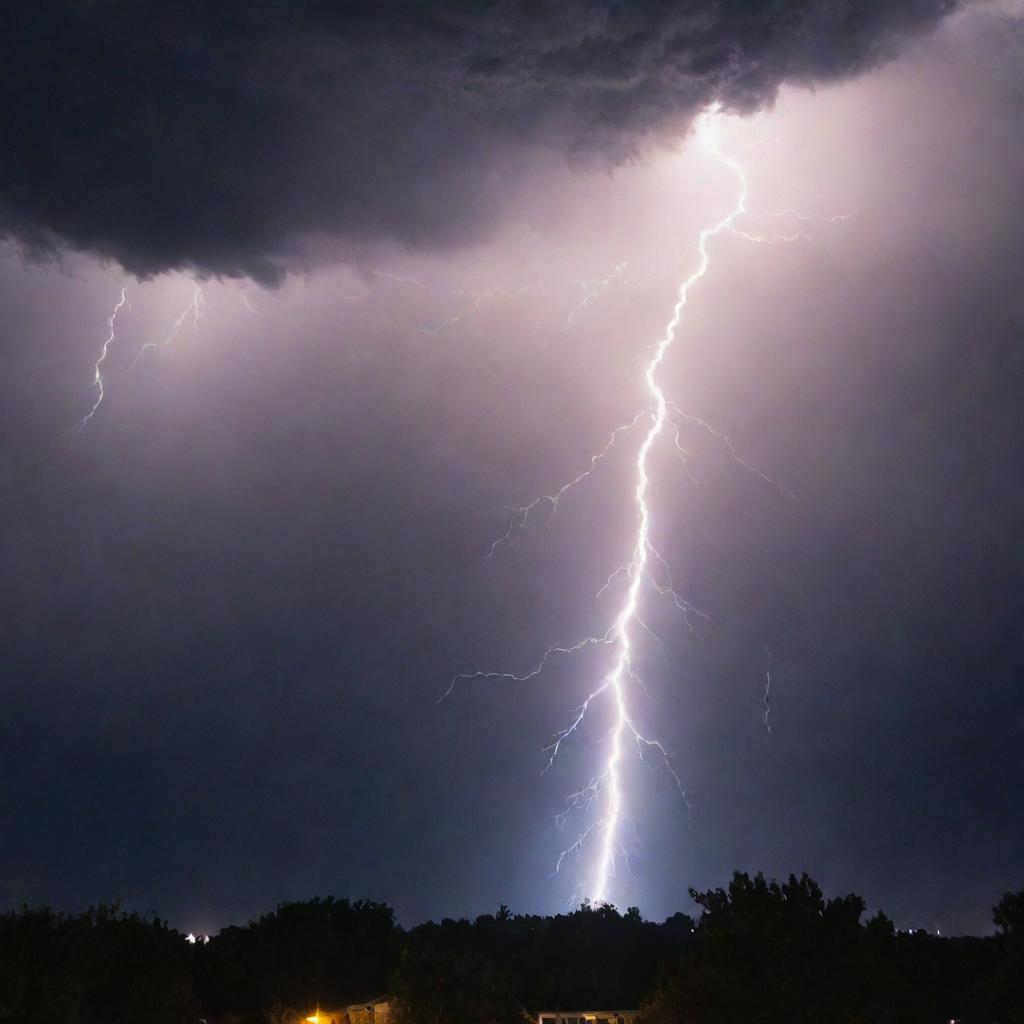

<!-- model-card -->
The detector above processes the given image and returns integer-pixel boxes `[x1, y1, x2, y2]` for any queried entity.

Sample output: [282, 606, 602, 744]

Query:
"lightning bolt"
[487, 410, 651, 557]
[331, 269, 430, 303]
[666, 401, 797, 502]
[448, 105, 845, 903]
[70, 286, 131, 440]
[564, 262, 628, 331]
[419, 286, 527, 338]
[451, 109, 789, 903]
[66, 279, 210, 441]
[330, 268, 524, 337]
[732, 208, 853, 245]
[587, 111, 753, 902]
[377, 271, 430, 290]
[131, 281, 205, 367]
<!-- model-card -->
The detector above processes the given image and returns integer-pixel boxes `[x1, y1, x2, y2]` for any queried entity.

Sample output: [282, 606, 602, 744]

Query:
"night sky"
[1, 1, 1022, 938]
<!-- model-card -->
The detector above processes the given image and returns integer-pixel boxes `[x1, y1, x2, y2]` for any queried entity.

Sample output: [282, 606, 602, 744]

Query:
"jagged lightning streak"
[450, 109, 820, 903]
[666, 400, 796, 502]
[488, 410, 651, 557]
[70, 286, 131, 440]
[589, 111, 750, 902]
[732, 208, 852, 245]
[564, 262, 628, 331]
[331, 269, 430, 303]
[419, 285, 527, 338]
[66, 279, 209, 441]
[131, 281, 205, 367]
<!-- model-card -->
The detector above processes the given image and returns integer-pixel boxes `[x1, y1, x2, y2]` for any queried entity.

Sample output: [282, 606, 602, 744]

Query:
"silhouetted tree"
[0, 879, 1013, 1024]
[641, 872, 1007, 1024]
[644, 872, 871, 1024]
[194, 897, 399, 1023]
[0, 904, 199, 1024]
[390, 919, 528, 1024]
[993, 885, 1024, 1023]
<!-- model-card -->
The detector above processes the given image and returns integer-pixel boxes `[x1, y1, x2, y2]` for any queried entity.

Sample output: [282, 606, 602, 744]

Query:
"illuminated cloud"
[0, 0, 958, 282]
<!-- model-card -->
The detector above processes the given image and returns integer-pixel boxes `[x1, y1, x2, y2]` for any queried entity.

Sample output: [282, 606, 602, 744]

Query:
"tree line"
[1, 873, 1021, 1023]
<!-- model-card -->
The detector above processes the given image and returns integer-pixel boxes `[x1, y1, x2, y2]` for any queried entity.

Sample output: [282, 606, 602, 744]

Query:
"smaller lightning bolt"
[488, 411, 651, 557]
[646, 541, 713, 637]
[731, 208, 853, 245]
[552, 822, 598, 878]
[666, 401, 796, 502]
[131, 282, 205, 367]
[762, 643, 774, 737]
[331, 270, 431, 303]
[70, 286, 131, 440]
[376, 270, 430, 290]
[330, 279, 373, 302]
[419, 286, 527, 338]
[442, 628, 617, 702]
[331, 268, 523, 337]
[564, 262, 628, 331]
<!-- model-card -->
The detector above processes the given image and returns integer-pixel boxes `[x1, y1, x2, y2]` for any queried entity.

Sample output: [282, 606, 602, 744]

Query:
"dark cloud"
[0, 0, 959, 282]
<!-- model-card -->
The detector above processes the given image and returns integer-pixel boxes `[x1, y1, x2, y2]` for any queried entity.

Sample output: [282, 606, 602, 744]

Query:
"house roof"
[343, 995, 391, 1012]
[535, 1012, 639, 1018]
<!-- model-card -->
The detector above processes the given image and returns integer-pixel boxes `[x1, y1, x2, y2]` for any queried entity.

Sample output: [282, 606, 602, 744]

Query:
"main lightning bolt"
[588, 111, 751, 902]
[448, 110, 802, 904]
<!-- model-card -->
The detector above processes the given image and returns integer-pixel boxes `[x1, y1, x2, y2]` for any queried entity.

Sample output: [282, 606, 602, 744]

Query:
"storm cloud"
[0, 0, 960, 282]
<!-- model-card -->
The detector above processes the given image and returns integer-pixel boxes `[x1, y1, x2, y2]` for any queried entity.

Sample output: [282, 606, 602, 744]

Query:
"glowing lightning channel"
[70, 286, 131, 440]
[564, 262, 628, 331]
[451, 109, 814, 905]
[589, 111, 750, 903]
[732, 208, 853, 245]
[666, 400, 796, 502]
[488, 411, 651, 557]
[131, 282, 205, 367]
[419, 286, 527, 338]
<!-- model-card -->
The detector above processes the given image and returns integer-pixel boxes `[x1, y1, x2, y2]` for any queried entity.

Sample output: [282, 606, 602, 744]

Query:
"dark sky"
[1, 1, 1022, 937]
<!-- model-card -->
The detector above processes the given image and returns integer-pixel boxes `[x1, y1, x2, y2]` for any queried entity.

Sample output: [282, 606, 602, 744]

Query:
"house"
[306, 995, 392, 1024]
[343, 996, 392, 1024]
[536, 1011, 640, 1024]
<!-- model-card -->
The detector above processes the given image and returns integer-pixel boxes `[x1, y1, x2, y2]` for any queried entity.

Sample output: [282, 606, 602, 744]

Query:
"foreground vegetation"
[1, 873, 1021, 1023]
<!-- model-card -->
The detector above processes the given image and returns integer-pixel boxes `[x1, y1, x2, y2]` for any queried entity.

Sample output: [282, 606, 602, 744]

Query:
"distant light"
[186, 933, 196, 944]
